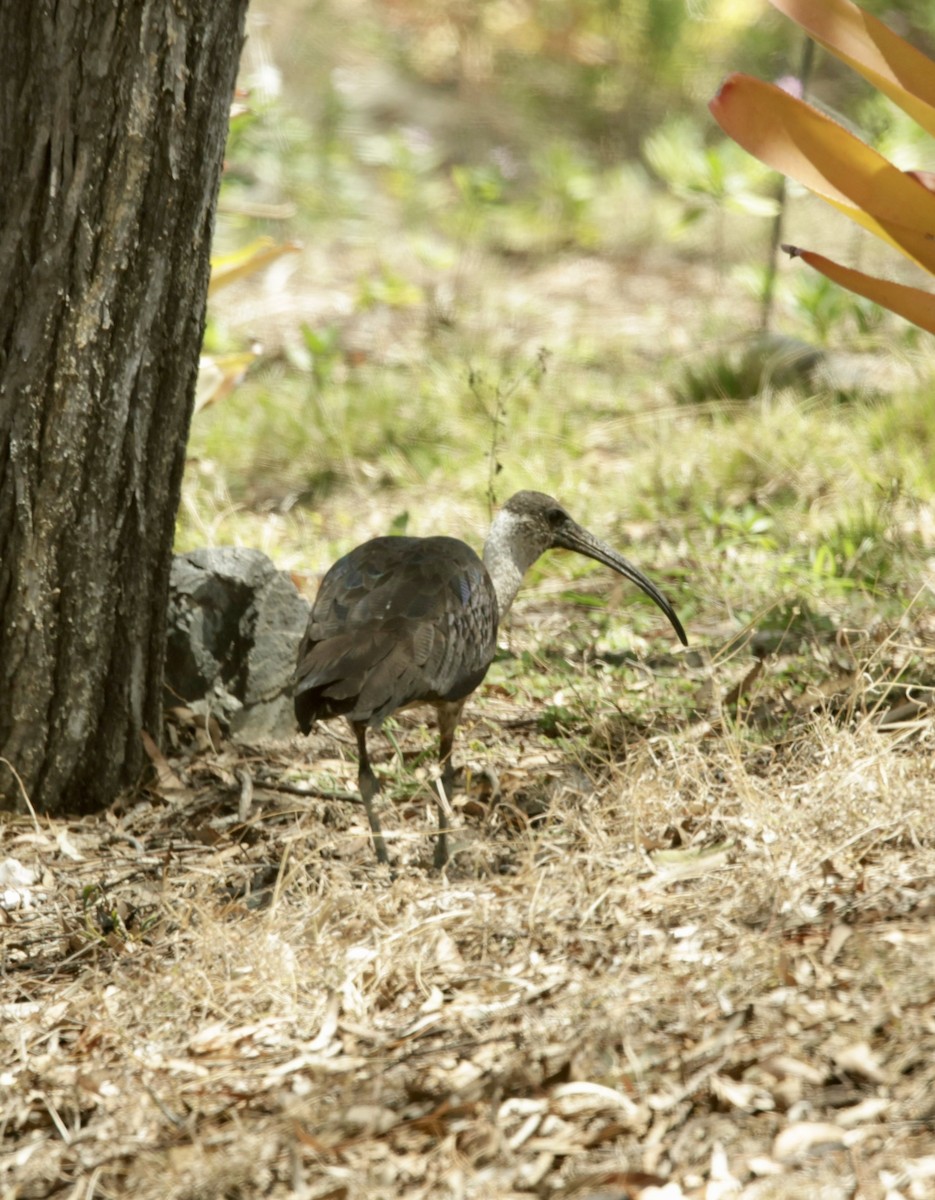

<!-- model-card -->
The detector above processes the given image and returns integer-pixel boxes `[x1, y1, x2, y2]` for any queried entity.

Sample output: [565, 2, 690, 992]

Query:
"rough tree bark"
[0, 2, 250, 814]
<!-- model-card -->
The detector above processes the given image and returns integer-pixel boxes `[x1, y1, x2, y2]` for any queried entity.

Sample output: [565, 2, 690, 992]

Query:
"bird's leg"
[352, 721, 390, 865]
[433, 701, 465, 869]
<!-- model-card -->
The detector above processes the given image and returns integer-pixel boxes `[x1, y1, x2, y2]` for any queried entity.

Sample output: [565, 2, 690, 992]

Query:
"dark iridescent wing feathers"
[294, 536, 498, 730]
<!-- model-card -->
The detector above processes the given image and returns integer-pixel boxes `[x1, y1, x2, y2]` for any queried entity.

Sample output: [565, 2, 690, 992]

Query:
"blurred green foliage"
[184, 0, 935, 630]
[362, 0, 795, 155]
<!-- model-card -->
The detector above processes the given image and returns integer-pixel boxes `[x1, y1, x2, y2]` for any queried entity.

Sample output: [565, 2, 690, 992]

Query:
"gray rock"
[166, 547, 309, 741]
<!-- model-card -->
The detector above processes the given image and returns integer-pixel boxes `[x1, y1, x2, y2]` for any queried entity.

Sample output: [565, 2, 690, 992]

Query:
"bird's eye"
[546, 507, 566, 526]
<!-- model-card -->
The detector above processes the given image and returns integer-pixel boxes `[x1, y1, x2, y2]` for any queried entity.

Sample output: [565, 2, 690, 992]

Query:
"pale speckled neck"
[483, 508, 541, 619]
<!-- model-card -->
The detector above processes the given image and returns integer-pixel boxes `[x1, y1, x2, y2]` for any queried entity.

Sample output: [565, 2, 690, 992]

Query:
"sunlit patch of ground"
[4, 601, 935, 1197]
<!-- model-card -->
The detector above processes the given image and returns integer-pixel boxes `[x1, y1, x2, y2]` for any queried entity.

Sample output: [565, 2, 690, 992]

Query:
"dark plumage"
[295, 492, 687, 867]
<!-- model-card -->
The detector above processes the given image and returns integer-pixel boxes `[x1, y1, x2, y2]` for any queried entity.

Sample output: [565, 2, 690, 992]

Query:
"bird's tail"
[294, 632, 430, 731]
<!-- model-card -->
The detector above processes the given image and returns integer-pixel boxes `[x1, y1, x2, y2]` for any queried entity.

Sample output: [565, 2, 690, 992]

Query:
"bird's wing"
[295, 536, 498, 728]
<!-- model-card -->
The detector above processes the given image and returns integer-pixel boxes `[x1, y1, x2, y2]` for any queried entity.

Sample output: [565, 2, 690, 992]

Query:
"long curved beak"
[553, 520, 688, 646]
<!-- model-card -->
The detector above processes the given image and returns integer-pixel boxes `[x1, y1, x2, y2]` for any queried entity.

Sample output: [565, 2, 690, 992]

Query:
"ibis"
[295, 491, 686, 867]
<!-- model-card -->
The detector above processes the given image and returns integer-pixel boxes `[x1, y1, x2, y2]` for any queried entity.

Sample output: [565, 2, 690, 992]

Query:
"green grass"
[14, 9, 935, 1196]
[196, 25, 935, 619]
[184, 324, 934, 610]
[184, 0, 935, 781]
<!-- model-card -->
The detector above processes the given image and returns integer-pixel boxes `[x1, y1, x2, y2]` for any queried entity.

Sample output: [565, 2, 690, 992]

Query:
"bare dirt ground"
[4, 603, 935, 1199]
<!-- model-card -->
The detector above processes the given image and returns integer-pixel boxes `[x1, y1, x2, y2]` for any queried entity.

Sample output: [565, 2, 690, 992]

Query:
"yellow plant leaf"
[209, 238, 301, 294]
[784, 244, 935, 334]
[765, 0, 935, 139]
[710, 75, 935, 272]
[195, 350, 259, 412]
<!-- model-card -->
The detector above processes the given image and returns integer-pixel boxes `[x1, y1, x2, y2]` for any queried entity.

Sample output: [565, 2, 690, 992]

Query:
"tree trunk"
[0, 1, 249, 814]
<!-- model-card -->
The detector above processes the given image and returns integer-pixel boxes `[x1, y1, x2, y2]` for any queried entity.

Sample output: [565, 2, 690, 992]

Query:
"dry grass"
[6, 13, 935, 1191]
[4, 607, 935, 1199]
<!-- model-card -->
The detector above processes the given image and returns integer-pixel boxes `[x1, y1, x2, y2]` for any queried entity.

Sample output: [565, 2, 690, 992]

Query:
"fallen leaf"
[773, 1120, 846, 1162]
[141, 730, 188, 794]
[834, 1040, 891, 1084]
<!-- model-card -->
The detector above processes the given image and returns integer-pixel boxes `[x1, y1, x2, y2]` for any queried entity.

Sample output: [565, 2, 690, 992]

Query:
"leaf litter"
[3, 612, 935, 1199]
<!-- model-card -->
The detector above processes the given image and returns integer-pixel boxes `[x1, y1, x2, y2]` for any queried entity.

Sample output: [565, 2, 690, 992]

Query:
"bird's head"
[489, 491, 687, 645]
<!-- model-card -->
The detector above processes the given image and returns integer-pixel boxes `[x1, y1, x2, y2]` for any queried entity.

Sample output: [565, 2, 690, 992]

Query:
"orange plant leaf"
[194, 350, 260, 413]
[710, 75, 935, 272]
[765, 0, 935, 139]
[907, 170, 935, 194]
[784, 244, 935, 334]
